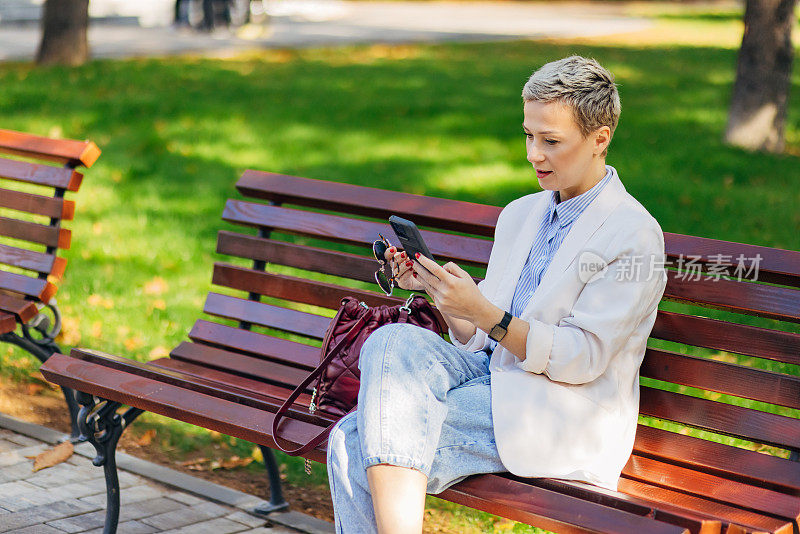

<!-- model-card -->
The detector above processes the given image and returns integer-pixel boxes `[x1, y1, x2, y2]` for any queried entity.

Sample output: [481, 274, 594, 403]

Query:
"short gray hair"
[522, 56, 621, 140]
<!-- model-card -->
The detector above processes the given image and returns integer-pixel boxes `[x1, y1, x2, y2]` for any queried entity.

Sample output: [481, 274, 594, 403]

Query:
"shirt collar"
[547, 166, 614, 228]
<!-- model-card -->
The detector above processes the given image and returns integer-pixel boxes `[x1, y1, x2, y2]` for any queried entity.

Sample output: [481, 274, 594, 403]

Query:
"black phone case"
[389, 215, 435, 264]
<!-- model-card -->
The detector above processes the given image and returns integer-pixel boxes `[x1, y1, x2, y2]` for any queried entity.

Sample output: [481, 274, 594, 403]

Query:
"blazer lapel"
[493, 192, 550, 311]
[525, 172, 628, 310]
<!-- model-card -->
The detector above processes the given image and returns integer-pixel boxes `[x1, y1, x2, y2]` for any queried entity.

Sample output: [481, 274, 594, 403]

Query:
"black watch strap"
[488, 311, 513, 342]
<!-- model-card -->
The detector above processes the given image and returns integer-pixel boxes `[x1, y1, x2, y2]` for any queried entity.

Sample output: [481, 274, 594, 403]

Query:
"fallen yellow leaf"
[180, 457, 210, 467]
[148, 346, 170, 359]
[144, 277, 168, 296]
[87, 294, 114, 309]
[31, 441, 73, 472]
[25, 383, 44, 396]
[90, 321, 103, 339]
[123, 336, 144, 351]
[220, 455, 254, 469]
[58, 317, 82, 346]
[137, 429, 156, 446]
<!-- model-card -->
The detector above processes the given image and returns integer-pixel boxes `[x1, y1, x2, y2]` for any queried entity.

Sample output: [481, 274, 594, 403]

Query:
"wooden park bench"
[0, 128, 100, 439]
[40, 170, 799, 533]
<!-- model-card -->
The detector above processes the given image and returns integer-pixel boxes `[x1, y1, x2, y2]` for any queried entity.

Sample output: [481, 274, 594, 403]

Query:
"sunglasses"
[372, 234, 395, 296]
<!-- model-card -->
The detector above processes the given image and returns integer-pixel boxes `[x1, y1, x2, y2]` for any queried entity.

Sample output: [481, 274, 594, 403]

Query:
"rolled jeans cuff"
[363, 454, 428, 475]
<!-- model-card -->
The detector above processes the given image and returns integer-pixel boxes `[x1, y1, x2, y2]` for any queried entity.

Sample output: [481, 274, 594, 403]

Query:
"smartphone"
[389, 216, 436, 272]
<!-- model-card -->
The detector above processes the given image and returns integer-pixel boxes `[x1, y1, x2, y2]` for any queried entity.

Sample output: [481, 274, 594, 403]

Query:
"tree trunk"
[724, 0, 797, 152]
[36, 0, 90, 66]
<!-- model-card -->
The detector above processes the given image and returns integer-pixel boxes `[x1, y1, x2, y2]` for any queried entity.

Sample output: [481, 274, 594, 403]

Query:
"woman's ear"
[593, 126, 611, 156]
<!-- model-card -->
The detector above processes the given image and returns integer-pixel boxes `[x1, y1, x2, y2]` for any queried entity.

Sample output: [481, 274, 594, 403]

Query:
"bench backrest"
[0, 129, 100, 305]
[197, 171, 800, 467]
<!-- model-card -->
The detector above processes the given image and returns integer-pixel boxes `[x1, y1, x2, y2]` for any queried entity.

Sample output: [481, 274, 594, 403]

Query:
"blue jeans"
[326, 323, 506, 533]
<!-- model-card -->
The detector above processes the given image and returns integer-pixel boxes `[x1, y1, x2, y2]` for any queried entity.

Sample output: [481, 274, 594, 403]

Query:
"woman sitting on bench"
[326, 55, 668, 534]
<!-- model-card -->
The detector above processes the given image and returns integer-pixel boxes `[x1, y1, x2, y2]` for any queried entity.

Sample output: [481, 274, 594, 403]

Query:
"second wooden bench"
[0, 128, 100, 438]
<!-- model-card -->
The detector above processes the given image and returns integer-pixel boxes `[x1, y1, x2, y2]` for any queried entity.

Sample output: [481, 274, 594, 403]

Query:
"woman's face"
[523, 100, 610, 202]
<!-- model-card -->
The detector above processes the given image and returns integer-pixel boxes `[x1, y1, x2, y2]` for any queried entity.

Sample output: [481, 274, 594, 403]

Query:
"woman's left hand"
[412, 254, 488, 323]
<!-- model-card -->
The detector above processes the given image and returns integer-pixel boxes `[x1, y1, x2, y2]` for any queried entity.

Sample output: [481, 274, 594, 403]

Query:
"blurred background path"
[0, 0, 654, 61]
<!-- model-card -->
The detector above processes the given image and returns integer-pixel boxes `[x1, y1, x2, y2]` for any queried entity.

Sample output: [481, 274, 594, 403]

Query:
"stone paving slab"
[0, 414, 333, 534]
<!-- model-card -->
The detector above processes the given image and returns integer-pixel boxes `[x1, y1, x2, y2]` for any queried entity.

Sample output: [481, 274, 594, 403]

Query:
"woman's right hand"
[385, 247, 425, 291]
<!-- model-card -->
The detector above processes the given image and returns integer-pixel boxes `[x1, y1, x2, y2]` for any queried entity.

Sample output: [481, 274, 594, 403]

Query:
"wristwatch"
[488, 311, 513, 343]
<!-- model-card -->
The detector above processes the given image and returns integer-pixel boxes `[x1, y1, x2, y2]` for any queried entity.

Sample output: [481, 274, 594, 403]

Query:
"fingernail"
[389, 247, 396, 253]
[415, 253, 420, 259]
[413, 273, 418, 278]
[405, 261, 413, 267]
[400, 252, 406, 258]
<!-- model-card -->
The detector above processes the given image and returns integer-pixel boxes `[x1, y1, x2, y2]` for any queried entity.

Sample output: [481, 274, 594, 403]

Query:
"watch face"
[489, 325, 505, 341]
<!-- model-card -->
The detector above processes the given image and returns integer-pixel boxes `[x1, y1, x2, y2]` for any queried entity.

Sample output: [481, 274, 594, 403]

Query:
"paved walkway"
[0, 415, 333, 534]
[0, 0, 652, 61]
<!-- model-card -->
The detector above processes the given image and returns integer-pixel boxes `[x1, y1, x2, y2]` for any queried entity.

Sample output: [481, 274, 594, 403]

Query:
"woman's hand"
[384, 247, 425, 291]
[411, 254, 492, 324]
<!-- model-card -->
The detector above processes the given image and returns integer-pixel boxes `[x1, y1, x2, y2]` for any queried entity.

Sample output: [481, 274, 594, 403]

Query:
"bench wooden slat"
[222, 201, 492, 267]
[217, 231, 378, 285]
[665, 232, 800, 288]
[651, 310, 800, 366]
[188, 320, 320, 369]
[641, 349, 800, 410]
[213, 264, 400, 310]
[440, 475, 689, 534]
[38, 351, 329, 463]
[0, 129, 100, 168]
[0, 243, 64, 277]
[0, 310, 14, 334]
[665, 270, 800, 324]
[0, 188, 75, 220]
[0, 158, 82, 191]
[66, 349, 332, 427]
[623, 454, 800, 523]
[212, 265, 449, 331]
[634, 425, 800, 497]
[202, 293, 330, 338]
[236, 170, 501, 237]
[152, 355, 326, 420]
[640, 386, 800, 451]
[0, 293, 38, 323]
[523, 477, 719, 534]
[169, 341, 313, 390]
[616, 477, 794, 534]
[0, 271, 56, 302]
[0, 216, 71, 249]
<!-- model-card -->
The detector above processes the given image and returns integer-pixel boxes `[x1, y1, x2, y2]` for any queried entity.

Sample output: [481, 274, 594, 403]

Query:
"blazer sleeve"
[516, 222, 667, 384]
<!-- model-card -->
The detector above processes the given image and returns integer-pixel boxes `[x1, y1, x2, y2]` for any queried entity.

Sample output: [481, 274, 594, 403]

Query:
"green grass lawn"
[1, 16, 799, 533]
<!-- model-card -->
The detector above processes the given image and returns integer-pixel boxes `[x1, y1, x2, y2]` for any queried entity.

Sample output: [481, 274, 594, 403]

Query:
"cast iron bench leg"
[76, 391, 143, 534]
[0, 331, 81, 439]
[253, 445, 290, 514]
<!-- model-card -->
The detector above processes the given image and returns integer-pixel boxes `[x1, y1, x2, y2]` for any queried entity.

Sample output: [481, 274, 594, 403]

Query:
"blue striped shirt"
[508, 166, 615, 319]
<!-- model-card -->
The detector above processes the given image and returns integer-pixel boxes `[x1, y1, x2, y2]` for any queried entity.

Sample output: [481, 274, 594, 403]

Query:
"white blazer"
[452, 170, 667, 491]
